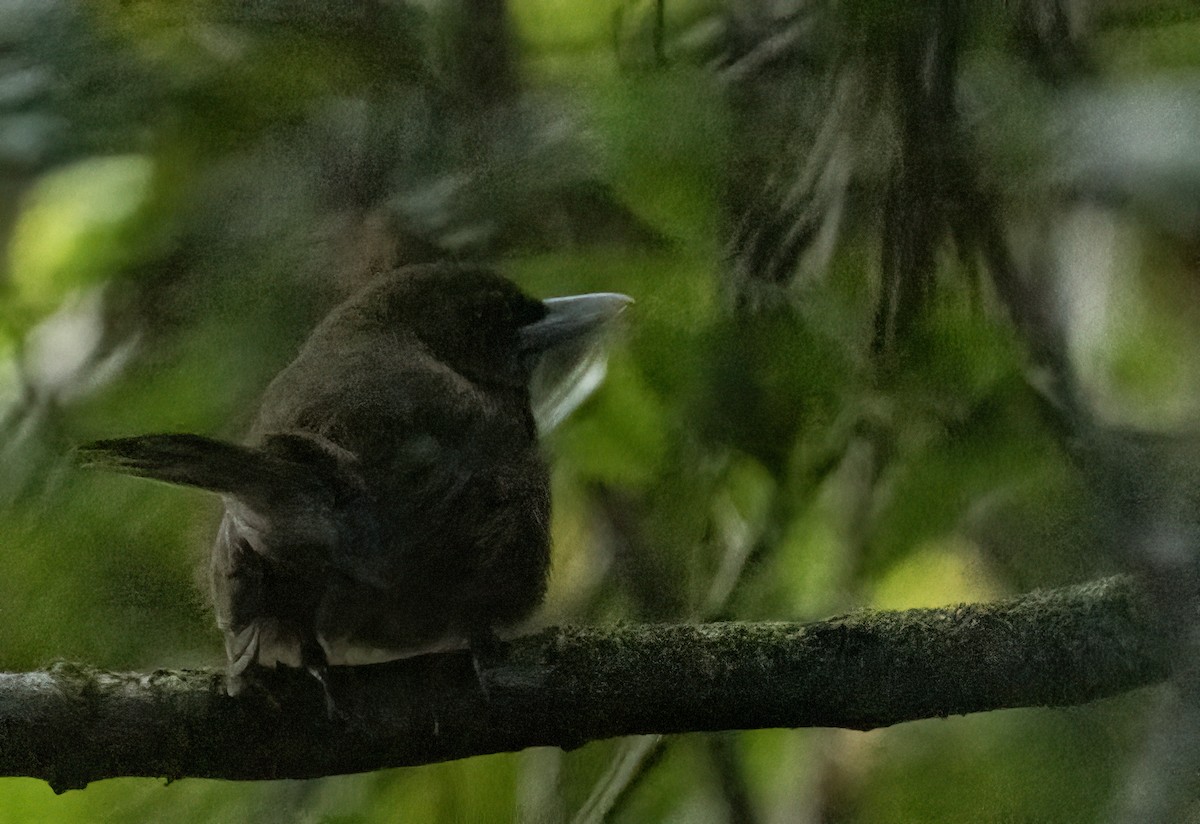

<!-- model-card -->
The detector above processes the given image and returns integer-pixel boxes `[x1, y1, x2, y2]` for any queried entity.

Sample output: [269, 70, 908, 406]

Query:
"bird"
[77, 264, 632, 709]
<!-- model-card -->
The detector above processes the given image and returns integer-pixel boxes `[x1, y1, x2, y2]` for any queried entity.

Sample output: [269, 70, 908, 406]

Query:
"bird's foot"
[223, 663, 284, 713]
[301, 637, 347, 721]
[304, 664, 344, 721]
[469, 628, 504, 700]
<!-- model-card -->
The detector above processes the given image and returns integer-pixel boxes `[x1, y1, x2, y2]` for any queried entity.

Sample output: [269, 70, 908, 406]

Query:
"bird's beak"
[519, 292, 634, 354]
[521, 292, 633, 433]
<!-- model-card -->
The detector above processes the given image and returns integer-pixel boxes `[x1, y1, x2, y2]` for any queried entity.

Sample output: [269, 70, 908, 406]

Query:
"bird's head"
[339, 266, 631, 421]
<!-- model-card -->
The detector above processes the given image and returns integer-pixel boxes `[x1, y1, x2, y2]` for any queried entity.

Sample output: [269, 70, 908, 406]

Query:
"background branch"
[0, 575, 1173, 793]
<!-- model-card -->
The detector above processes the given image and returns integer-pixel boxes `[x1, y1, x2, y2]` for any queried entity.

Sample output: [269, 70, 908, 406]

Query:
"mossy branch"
[0, 575, 1173, 793]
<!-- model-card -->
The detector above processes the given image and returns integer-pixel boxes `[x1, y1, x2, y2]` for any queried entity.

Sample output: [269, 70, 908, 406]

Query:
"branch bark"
[0, 575, 1174, 793]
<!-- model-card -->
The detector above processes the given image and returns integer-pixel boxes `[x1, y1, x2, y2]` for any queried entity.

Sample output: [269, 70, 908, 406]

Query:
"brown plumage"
[79, 265, 630, 705]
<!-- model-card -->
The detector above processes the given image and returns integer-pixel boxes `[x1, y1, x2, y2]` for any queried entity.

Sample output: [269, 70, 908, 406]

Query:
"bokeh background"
[1, 0, 1199, 821]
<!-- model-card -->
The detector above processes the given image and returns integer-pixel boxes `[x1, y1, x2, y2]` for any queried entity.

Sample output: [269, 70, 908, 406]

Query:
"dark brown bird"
[79, 265, 631, 706]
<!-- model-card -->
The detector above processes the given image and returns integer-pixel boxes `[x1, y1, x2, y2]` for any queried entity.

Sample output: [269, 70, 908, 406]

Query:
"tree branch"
[0, 575, 1174, 793]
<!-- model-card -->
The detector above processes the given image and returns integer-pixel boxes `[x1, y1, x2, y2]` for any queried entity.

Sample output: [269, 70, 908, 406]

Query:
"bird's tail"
[76, 433, 312, 498]
[76, 432, 379, 580]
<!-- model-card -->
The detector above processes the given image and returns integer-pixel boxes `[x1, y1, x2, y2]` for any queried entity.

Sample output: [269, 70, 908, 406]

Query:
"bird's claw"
[469, 628, 504, 701]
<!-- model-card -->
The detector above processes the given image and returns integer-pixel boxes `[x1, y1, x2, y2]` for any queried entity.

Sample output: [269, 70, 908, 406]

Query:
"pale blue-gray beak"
[520, 292, 634, 354]
[522, 292, 633, 433]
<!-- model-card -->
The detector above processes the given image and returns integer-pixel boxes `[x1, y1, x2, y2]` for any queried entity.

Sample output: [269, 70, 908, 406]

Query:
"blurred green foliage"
[1, 0, 1199, 821]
